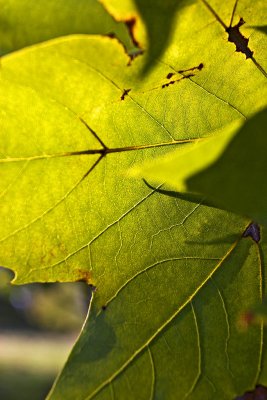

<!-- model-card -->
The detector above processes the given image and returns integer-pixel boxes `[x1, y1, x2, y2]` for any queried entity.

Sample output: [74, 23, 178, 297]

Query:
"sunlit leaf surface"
[0, 0, 266, 398]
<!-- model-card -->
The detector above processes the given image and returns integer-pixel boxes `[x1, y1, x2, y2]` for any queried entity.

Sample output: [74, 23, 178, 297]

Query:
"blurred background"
[0, 266, 90, 400]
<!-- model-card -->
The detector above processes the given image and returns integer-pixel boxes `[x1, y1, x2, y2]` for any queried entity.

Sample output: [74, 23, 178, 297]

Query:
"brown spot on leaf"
[102, 305, 107, 311]
[162, 64, 204, 88]
[184, 73, 194, 79]
[161, 74, 195, 89]
[166, 72, 175, 79]
[236, 385, 267, 400]
[178, 63, 204, 74]
[121, 88, 131, 100]
[74, 269, 93, 285]
[162, 80, 175, 88]
[226, 18, 253, 59]
[239, 311, 255, 329]
[143, 63, 203, 93]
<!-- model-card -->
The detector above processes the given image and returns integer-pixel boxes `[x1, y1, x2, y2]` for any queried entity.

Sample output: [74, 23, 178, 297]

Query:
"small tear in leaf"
[242, 222, 260, 243]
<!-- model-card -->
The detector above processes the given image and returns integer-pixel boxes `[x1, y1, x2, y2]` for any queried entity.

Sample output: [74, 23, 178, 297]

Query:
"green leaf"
[0, 0, 133, 55]
[1, 0, 267, 398]
[49, 237, 265, 400]
[188, 108, 267, 225]
[130, 119, 243, 192]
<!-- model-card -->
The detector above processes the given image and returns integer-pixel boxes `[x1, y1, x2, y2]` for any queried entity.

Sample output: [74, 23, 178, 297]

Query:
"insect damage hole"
[201, 0, 267, 77]
[162, 63, 204, 88]
[226, 17, 253, 59]
[242, 222, 260, 243]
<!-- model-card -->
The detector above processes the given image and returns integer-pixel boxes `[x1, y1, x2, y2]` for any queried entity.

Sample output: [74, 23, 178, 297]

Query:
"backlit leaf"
[0, 0, 266, 398]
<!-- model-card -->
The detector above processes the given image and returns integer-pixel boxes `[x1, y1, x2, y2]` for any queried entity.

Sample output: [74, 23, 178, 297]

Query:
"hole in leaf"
[236, 384, 267, 400]
[242, 222, 261, 243]
[201, 0, 267, 77]
[226, 17, 253, 59]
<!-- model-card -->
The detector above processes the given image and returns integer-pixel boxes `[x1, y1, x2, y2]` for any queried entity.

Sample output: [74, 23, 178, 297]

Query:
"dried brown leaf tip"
[236, 385, 267, 400]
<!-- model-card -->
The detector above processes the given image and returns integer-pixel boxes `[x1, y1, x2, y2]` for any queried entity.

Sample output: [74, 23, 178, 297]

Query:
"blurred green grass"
[0, 332, 75, 399]
[0, 267, 90, 399]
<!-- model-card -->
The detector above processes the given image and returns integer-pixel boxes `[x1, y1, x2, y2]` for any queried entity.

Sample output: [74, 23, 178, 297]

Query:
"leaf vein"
[85, 239, 240, 400]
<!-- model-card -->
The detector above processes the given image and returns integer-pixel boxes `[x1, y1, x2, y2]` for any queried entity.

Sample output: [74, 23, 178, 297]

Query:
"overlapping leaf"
[131, 108, 267, 226]
[0, 0, 267, 399]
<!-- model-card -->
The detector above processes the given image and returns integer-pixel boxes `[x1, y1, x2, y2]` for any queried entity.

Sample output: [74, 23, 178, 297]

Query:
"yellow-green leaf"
[0, 0, 267, 398]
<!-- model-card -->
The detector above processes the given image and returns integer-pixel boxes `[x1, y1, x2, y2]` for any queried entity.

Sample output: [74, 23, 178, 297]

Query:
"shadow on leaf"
[133, 0, 194, 74]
